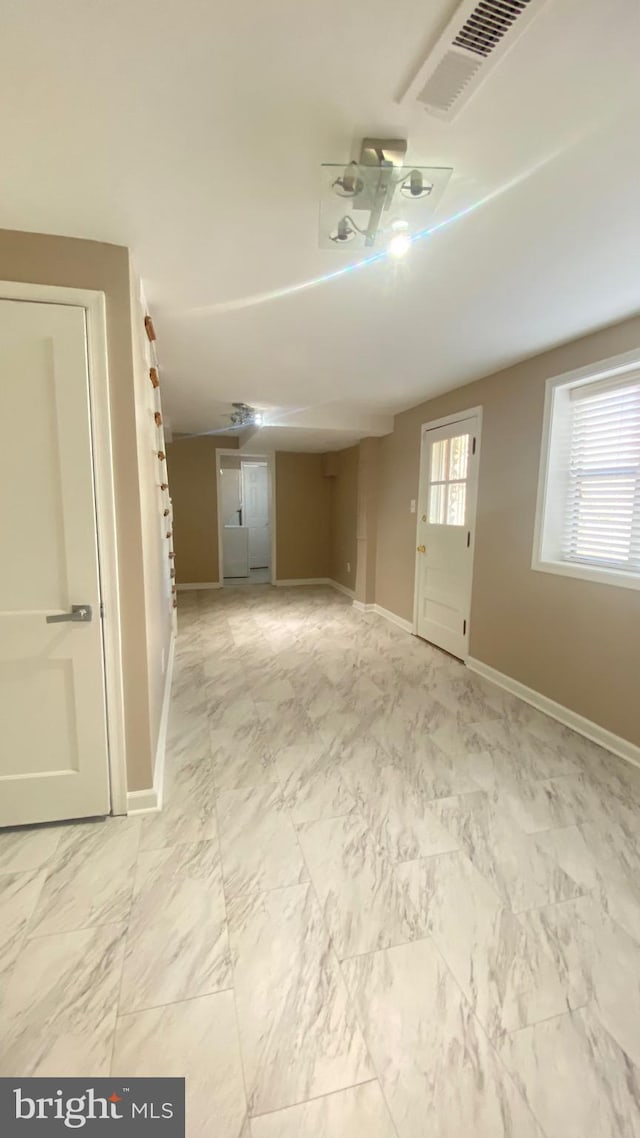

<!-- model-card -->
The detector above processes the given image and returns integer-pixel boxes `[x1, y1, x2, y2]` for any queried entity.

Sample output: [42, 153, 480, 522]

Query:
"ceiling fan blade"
[176, 422, 243, 439]
[175, 398, 335, 440]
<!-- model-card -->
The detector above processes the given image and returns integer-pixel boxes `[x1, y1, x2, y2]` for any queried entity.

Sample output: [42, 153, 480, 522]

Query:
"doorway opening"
[413, 408, 482, 662]
[216, 450, 275, 586]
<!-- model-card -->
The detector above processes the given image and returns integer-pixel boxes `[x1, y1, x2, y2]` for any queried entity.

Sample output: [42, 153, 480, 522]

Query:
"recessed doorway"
[216, 450, 276, 586]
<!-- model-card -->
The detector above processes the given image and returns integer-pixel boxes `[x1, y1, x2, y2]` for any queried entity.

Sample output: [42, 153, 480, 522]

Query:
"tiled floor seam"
[212, 771, 253, 1135]
[287, 797, 402, 1138]
[114, 987, 236, 1020]
[206, 605, 254, 1125]
[247, 1077, 388, 1123]
[8, 868, 48, 959]
[333, 931, 434, 965]
[508, 886, 593, 916]
[108, 820, 145, 1075]
[426, 932, 554, 1138]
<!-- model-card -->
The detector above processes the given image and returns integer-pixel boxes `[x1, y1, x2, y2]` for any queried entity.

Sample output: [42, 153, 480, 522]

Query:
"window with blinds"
[534, 357, 640, 589]
[563, 377, 640, 572]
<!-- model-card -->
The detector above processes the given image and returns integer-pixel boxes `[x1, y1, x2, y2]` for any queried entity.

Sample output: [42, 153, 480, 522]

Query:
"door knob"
[416, 544, 426, 553]
[46, 604, 93, 624]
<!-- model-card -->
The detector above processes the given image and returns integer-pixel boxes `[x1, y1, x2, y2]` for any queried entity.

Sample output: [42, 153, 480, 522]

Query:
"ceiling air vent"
[399, 0, 549, 120]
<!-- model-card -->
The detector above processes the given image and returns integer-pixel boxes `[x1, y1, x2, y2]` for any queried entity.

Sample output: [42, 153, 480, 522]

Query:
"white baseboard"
[365, 603, 414, 634]
[127, 633, 176, 814]
[176, 582, 221, 591]
[274, 577, 356, 600]
[329, 580, 355, 599]
[275, 577, 332, 587]
[126, 786, 160, 813]
[352, 599, 373, 612]
[467, 656, 640, 770]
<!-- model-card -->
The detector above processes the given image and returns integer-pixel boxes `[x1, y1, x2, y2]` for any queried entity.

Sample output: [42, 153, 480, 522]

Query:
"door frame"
[412, 406, 483, 662]
[0, 280, 128, 815]
[215, 449, 276, 584]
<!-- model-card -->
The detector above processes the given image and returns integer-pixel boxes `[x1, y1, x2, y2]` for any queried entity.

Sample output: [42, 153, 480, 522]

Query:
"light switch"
[410, 499, 416, 513]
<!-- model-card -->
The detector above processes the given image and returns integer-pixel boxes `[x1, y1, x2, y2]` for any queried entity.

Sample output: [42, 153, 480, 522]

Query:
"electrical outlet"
[410, 499, 416, 513]
[346, 562, 351, 573]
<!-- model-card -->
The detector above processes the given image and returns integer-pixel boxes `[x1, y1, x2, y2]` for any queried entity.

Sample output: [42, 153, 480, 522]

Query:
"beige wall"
[355, 438, 380, 605]
[167, 443, 333, 584]
[375, 312, 640, 747]
[0, 228, 167, 791]
[329, 445, 358, 590]
[275, 452, 332, 580]
[166, 436, 238, 584]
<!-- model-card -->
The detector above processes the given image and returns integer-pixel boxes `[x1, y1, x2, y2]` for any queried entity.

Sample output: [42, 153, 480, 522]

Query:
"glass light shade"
[389, 236, 410, 257]
[319, 164, 453, 251]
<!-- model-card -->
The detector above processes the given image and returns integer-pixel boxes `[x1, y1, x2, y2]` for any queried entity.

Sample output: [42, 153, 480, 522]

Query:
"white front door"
[0, 298, 110, 826]
[414, 412, 481, 660]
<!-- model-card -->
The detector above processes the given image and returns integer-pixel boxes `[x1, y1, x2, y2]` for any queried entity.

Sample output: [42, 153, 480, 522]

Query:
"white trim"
[371, 604, 414, 634]
[413, 406, 483, 660]
[127, 633, 176, 813]
[532, 347, 640, 592]
[275, 578, 354, 597]
[329, 580, 355, 599]
[176, 581, 222, 591]
[467, 656, 640, 770]
[274, 580, 413, 631]
[275, 577, 332, 587]
[536, 346, 640, 395]
[415, 406, 484, 434]
[531, 557, 640, 592]
[0, 281, 128, 816]
[126, 787, 160, 814]
[152, 631, 175, 810]
[216, 449, 276, 586]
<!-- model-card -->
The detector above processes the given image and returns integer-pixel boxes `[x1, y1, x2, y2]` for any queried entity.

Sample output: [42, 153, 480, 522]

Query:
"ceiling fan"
[177, 402, 264, 439]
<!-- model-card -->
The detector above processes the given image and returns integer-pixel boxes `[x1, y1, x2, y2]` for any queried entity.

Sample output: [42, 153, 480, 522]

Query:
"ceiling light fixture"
[400, 170, 433, 199]
[332, 162, 365, 198]
[229, 402, 263, 428]
[329, 217, 357, 244]
[388, 221, 411, 257]
[320, 138, 452, 252]
[388, 233, 411, 257]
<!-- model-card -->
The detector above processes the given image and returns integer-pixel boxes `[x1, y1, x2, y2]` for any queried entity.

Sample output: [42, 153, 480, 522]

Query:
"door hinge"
[463, 618, 467, 635]
[100, 602, 105, 618]
[466, 531, 471, 548]
[472, 436, 476, 455]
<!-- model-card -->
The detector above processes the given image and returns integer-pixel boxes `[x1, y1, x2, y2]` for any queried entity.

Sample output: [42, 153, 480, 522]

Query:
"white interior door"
[242, 462, 270, 569]
[220, 467, 242, 525]
[414, 413, 481, 660]
[223, 527, 249, 577]
[0, 298, 110, 827]
[241, 462, 269, 527]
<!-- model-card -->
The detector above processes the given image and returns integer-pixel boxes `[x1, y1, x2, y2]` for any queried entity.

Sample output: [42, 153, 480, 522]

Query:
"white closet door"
[0, 299, 110, 826]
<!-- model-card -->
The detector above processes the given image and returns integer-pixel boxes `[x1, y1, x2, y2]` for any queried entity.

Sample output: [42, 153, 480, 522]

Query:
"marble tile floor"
[0, 584, 639, 1137]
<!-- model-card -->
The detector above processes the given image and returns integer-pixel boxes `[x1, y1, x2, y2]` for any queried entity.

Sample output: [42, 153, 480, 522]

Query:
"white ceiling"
[1, 0, 639, 450]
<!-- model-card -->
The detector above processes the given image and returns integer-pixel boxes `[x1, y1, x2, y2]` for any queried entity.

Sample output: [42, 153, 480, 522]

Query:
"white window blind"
[563, 376, 640, 572]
